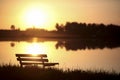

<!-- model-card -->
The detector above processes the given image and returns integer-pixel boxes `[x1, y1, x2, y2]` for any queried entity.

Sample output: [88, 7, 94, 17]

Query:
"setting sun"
[23, 7, 48, 28]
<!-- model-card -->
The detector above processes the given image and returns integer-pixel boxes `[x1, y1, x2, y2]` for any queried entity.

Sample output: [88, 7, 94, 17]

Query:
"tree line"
[0, 22, 120, 39]
[55, 22, 120, 39]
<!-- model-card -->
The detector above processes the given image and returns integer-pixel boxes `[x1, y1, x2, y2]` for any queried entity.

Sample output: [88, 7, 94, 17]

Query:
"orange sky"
[0, 0, 120, 30]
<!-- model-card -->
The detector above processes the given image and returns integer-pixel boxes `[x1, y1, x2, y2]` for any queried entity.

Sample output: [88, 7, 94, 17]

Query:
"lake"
[0, 38, 120, 73]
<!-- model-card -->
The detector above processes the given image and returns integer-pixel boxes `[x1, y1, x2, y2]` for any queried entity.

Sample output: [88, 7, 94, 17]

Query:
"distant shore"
[0, 29, 104, 39]
[1, 22, 120, 39]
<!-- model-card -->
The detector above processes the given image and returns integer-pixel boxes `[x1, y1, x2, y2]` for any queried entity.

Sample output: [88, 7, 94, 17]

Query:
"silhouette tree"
[55, 23, 64, 32]
[55, 22, 120, 39]
[11, 25, 15, 30]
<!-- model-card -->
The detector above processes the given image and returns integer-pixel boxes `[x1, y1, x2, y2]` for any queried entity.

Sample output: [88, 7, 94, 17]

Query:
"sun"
[24, 7, 48, 28]
[21, 5, 56, 30]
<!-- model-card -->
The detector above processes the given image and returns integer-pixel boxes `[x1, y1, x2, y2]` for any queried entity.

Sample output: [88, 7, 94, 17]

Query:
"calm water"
[0, 38, 120, 73]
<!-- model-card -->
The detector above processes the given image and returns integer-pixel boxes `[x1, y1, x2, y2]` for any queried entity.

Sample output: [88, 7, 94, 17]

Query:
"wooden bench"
[16, 54, 59, 68]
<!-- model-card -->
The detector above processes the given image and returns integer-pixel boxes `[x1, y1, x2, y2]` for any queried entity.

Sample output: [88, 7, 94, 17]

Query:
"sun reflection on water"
[26, 42, 46, 55]
[32, 37, 38, 42]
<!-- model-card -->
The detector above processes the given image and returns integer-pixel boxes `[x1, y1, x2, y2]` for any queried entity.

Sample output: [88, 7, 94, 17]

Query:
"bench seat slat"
[16, 54, 47, 57]
[21, 62, 44, 65]
[44, 63, 59, 66]
[17, 58, 48, 62]
[21, 62, 59, 66]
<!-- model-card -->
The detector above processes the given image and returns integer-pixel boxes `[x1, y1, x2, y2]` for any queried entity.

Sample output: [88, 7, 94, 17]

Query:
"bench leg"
[20, 64, 23, 67]
[43, 65, 45, 69]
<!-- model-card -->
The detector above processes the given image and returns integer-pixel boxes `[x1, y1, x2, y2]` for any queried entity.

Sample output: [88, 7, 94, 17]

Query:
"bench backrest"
[16, 54, 48, 64]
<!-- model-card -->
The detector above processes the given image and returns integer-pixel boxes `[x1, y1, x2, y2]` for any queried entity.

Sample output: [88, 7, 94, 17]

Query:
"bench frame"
[16, 54, 59, 68]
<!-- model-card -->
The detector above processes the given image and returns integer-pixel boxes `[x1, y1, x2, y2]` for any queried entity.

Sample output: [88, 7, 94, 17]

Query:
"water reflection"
[9, 38, 120, 51]
[26, 42, 46, 54]
[0, 38, 120, 73]
[10, 42, 15, 47]
[56, 39, 120, 51]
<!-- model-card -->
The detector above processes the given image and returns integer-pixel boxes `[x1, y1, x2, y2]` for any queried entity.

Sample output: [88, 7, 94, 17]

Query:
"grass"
[0, 64, 119, 80]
